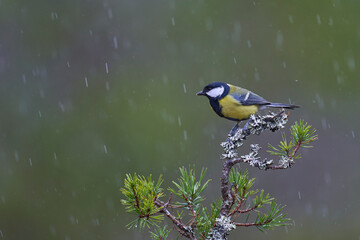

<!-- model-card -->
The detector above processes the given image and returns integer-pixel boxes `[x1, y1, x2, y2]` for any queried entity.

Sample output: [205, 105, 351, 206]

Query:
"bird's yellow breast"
[219, 95, 258, 121]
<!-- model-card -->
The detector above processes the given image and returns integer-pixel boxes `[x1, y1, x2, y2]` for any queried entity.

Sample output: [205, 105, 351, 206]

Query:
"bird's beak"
[196, 91, 205, 96]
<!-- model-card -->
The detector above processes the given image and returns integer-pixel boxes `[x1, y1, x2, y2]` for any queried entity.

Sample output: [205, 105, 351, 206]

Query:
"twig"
[132, 185, 146, 217]
[234, 218, 272, 227]
[154, 200, 197, 240]
[182, 194, 198, 228]
[229, 188, 245, 217]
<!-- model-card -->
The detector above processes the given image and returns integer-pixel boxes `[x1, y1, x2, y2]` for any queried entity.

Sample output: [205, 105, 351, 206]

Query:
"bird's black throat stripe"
[209, 99, 223, 117]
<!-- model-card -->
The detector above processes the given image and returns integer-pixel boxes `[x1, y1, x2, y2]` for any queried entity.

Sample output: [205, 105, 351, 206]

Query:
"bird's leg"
[242, 119, 251, 135]
[229, 122, 241, 136]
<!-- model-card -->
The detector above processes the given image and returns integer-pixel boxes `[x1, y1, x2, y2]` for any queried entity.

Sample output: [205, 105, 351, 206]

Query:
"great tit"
[197, 82, 299, 122]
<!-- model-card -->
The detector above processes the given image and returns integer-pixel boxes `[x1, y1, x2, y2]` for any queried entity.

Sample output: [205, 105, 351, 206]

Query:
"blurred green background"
[1, 0, 359, 239]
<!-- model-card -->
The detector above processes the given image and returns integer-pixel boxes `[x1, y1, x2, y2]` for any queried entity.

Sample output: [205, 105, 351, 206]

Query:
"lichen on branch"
[120, 111, 317, 240]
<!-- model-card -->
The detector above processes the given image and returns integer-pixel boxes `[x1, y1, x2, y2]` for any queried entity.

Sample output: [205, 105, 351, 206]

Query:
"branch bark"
[155, 199, 197, 240]
[211, 112, 290, 239]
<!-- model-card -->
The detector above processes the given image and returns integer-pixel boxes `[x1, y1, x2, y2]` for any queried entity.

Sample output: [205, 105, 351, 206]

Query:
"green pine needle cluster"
[254, 201, 289, 232]
[291, 120, 318, 146]
[197, 200, 222, 239]
[169, 166, 211, 206]
[121, 167, 295, 238]
[229, 168, 258, 199]
[121, 166, 222, 239]
[229, 169, 290, 231]
[150, 225, 171, 240]
[120, 173, 164, 229]
[169, 166, 221, 239]
[268, 120, 318, 159]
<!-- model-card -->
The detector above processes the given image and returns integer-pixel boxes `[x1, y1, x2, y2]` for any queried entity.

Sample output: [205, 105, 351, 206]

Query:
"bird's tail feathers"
[267, 103, 300, 109]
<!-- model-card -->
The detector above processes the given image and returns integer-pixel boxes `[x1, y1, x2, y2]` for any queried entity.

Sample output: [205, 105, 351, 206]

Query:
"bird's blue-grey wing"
[230, 91, 270, 106]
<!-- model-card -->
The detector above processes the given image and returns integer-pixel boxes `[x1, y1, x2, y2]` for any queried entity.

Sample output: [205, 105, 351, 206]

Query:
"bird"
[197, 82, 299, 133]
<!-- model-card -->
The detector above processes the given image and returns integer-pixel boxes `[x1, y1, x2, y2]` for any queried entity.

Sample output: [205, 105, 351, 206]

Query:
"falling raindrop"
[54, 152, 57, 160]
[328, 17, 334, 26]
[58, 101, 65, 112]
[38, 110, 42, 118]
[0, 230, 3, 238]
[85, 77, 88, 87]
[205, 18, 213, 31]
[316, 14, 321, 24]
[51, 12, 58, 21]
[105, 62, 109, 74]
[162, 74, 168, 84]
[183, 130, 188, 141]
[231, 21, 241, 42]
[321, 118, 327, 130]
[247, 40, 252, 48]
[254, 68, 260, 81]
[178, 116, 182, 126]
[107, 8, 113, 19]
[233, 57, 237, 64]
[324, 172, 331, 184]
[336, 75, 344, 84]
[321, 205, 328, 217]
[113, 36, 118, 49]
[29, 158, 32, 166]
[315, 93, 324, 109]
[22, 74, 26, 84]
[104, 145, 108, 154]
[171, 17, 175, 26]
[347, 56, 355, 71]
[69, 216, 76, 225]
[14, 151, 19, 162]
[183, 84, 187, 93]
[39, 89, 45, 99]
[128, 99, 137, 112]
[66, 61, 70, 68]
[298, 191, 301, 200]
[332, 60, 339, 72]
[351, 130, 355, 138]
[282, 61, 287, 69]
[49, 225, 56, 236]
[276, 30, 284, 48]
[105, 81, 110, 91]
[288, 15, 294, 23]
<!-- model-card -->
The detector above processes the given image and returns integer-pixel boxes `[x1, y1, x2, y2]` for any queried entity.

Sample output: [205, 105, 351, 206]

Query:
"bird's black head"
[196, 82, 230, 100]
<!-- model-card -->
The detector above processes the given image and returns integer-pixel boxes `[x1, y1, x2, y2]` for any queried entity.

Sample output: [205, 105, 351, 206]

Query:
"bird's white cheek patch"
[207, 86, 224, 98]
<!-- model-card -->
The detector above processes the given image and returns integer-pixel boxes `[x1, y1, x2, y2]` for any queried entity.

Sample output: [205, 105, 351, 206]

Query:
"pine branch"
[211, 112, 298, 239]
[234, 219, 272, 227]
[220, 112, 288, 216]
[121, 111, 317, 239]
[154, 199, 197, 240]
